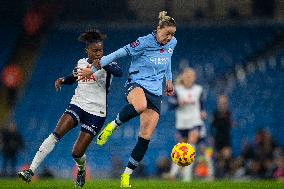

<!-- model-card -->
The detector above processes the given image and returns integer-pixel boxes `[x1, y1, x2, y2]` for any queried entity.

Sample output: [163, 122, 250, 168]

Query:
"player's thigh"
[72, 132, 93, 157]
[139, 109, 159, 139]
[127, 87, 147, 112]
[187, 127, 200, 144]
[54, 113, 76, 138]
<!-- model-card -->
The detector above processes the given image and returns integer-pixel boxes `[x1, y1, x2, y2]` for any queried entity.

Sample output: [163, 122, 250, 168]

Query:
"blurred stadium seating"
[229, 50, 284, 156]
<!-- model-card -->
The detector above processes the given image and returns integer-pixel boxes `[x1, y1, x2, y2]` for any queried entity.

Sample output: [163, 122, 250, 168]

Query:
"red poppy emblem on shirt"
[130, 40, 140, 48]
[160, 49, 165, 53]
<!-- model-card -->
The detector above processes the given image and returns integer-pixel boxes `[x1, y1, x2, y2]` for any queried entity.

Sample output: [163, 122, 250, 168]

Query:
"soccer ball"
[171, 142, 195, 167]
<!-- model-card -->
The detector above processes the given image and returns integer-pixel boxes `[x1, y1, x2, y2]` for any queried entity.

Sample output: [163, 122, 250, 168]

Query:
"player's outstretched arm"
[99, 48, 128, 67]
[77, 48, 127, 80]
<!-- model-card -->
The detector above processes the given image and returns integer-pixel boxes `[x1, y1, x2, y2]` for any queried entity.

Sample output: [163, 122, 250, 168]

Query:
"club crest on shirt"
[130, 40, 140, 48]
[168, 48, 173, 54]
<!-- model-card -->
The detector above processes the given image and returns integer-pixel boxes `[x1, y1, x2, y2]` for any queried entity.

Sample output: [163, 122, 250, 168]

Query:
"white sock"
[73, 154, 86, 171]
[29, 133, 58, 173]
[207, 157, 214, 180]
[123, 167, 133, 175]
[111, 120, 119, 129]
[181, 164, 193, 182]
[180, 144, 196, 181]
[170, 163, 180, 177]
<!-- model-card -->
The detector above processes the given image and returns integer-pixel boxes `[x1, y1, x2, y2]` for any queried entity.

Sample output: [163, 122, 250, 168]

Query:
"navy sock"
[115, 104, 140, 126]
[127, 137, 150, 170]
[52, 131, 61, 141]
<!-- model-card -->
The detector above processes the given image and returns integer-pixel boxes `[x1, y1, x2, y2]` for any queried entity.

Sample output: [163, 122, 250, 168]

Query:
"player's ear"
[85, 48, 88, 54]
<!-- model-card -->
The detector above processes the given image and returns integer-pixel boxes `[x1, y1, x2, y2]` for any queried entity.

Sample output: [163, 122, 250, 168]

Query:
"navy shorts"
[177, 125, 202, 138]
[65, 104, 106, 137]
[125, 82, 162, 114]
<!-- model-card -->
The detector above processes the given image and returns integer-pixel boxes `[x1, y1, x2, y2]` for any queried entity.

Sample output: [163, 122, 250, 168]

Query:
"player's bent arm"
[165, 61, 172, 81]
[199, 92, 207, 120]
[61, 73, 77, 85]
[54, 73, 77, 91]
[199, 92, 205, 111]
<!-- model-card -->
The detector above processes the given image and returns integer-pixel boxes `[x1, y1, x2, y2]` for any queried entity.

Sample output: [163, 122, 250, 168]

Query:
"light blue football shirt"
[96, 31, 177, 96]
[123, 32, 177, 96]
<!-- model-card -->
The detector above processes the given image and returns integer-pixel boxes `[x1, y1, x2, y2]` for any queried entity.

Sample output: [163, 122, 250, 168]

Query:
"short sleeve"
[124, 37, 147, 56]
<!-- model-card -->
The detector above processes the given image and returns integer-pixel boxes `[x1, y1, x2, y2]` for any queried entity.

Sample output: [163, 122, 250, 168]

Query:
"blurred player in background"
[0, 121, 24, 177]
[166, 68, 207, 181]
[211, 95, 233, 178]
[77, 11, 176, 187]
[17, 29, 122, 187]
[211, 95, 232, 153]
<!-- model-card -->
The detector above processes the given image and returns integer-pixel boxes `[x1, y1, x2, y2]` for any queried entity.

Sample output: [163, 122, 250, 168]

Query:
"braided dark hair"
[78, 29, 106, 44]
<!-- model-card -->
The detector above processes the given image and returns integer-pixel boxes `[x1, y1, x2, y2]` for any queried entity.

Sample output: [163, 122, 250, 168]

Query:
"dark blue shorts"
[65, 104, 106, 137]
[177, 125, 202, 138]
[125, 82, 162, 114]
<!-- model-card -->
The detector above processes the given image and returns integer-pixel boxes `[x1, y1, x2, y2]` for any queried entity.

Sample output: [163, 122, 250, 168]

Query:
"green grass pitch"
[1, 179, 283, 188]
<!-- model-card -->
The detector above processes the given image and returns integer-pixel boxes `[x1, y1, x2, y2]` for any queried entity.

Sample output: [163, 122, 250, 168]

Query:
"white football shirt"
[70, 58, 112, 117]
[175, 84, 204, 129]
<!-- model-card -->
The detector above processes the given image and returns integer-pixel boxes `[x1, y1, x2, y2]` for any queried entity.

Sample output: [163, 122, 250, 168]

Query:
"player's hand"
[92, 59, 101, 70]
[165, 80, 174, 96]
[178, 100, 187, 106]
[200, 111, 207, 120]
[55, 78, 64, 91]
[76, 67, 93, 81]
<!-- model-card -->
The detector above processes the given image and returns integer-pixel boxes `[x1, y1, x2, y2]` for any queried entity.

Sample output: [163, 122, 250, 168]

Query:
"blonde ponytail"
[158, 11, 167, 20]
[158, 10, 176, 28]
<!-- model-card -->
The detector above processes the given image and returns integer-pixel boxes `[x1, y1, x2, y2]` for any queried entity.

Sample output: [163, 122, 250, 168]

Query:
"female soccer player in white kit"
[17, 29, 122, 187]
[168, 68, 207, 181]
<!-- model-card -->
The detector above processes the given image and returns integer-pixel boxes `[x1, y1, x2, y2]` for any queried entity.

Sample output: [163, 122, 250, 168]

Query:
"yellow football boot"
[120, 173, 131, 187]
[96, 122, 115, 146]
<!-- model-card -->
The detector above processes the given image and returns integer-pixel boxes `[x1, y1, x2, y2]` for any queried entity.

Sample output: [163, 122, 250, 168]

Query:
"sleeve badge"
[130, 40, 140, 48]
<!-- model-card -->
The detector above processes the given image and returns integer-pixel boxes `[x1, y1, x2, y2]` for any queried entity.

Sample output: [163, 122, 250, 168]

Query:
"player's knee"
[133, 102, 147, 113]
[71, 150, 84, 159]
[188, 134, 199, 144]
[139, 130, 152, 140]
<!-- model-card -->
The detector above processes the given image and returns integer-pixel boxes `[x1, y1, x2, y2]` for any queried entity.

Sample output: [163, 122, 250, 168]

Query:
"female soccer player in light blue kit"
[78, 11, 177, 187]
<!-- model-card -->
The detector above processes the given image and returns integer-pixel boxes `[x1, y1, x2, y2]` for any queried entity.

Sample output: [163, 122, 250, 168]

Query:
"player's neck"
[152, 30, 164, 46]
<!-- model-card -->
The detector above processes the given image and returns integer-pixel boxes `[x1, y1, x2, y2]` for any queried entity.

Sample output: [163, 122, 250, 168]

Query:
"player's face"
[218, 95, 228, 111]
[182, 70, 196, 87]
[86, 42, 104, 62]
[156, 26, 176, 45]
